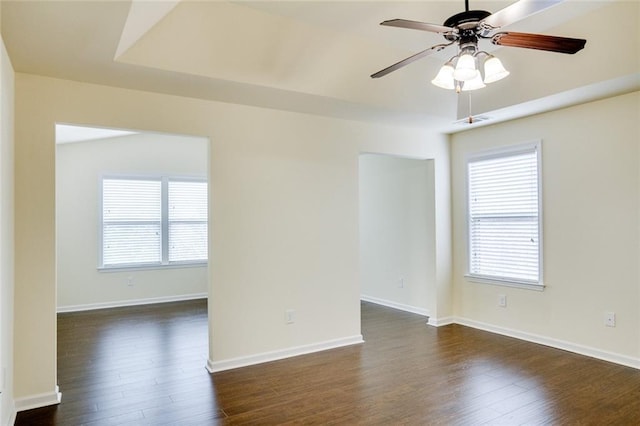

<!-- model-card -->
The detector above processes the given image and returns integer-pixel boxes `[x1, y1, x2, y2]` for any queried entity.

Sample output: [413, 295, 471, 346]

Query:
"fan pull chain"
[468, 93, 474, 124]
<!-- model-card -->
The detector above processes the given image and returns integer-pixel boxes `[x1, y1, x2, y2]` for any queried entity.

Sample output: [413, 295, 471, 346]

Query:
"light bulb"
[483, 56, 510, 84]
[461, 71, 486, 91]
[431, 63, 455, 89]
[453, 53, 477, 82]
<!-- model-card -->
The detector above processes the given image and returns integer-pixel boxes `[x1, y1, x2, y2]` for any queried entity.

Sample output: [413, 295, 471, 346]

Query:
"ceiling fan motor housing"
[442, 10, 492, 41]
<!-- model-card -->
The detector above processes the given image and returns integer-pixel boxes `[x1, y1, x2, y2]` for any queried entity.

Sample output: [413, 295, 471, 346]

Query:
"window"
[100, 176, 207, 269]
[466, 142, 542, 288]
[167, 180, 208, 263]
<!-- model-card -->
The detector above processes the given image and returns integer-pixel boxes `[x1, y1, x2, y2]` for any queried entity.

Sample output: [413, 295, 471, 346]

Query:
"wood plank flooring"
[16, 300, 640, 425]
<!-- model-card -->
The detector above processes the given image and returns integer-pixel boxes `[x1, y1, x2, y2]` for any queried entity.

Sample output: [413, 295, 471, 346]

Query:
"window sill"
[465, 274, 545, 291]
[98, 262, 207, 273]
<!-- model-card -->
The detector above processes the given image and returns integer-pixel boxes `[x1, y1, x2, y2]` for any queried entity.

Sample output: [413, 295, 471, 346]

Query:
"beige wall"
[359, 154, 435, 315]
[451, 92, 640, 365]
[14, 61, 637, 410]
[13, 73, 451, 400]
[0, 35, 16, 425]
[56, 132, 208, 310]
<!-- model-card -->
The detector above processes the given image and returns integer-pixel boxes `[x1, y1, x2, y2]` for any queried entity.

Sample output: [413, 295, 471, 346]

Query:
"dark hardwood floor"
[15, 300, 640, 425]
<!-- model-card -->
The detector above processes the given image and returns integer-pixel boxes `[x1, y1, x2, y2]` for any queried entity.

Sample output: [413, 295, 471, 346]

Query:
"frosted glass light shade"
[461, 71, 486, 91]
[453, 53, 477, 81]
[483, 56, 510, 83]
[431, 63, 455, 89]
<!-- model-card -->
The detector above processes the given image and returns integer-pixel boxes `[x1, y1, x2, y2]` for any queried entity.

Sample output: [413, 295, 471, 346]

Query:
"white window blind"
[168, 180, 208, 262]
[467, 144, 542, 285]
[101, 176, 207, 269]
[102, 179, 162, 267]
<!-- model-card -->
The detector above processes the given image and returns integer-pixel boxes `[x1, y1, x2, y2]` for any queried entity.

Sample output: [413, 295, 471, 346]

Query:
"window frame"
[98, 174, 208, 272]
[464, 141, 544, 290]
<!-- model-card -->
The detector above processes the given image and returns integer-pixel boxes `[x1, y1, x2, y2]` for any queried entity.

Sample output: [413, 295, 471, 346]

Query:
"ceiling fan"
[371, 0, 586, 92]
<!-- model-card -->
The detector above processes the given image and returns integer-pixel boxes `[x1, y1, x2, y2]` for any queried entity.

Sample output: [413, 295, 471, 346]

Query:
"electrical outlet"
[604, 312, 616, 327]
[285, 309, 295, 324]
[498, 294, 507, 308]
[398, 277, 404, 288]
[127, 276, 134, 287]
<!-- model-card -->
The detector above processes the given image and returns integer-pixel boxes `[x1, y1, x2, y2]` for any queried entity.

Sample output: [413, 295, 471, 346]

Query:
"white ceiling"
[2, 0, 638, 132]
[55, 124, 138, 144]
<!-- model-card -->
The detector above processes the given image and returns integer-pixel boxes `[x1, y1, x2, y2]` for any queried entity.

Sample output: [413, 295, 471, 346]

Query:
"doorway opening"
[54, 124, 211, 393]
[55, 124, 210, 311]
[359, 153, 436, 317]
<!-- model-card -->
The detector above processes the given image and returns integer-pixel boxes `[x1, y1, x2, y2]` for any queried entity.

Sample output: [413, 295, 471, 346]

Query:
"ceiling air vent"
[453, 115, 491, 125]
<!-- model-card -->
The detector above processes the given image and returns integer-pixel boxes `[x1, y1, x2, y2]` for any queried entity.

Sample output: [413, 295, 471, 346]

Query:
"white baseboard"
[206, 335, 364, 373]
[427, 316, 455, 327]
[14, 385, 61, 412]
[455, 317, 640, 370]
[360, 295, 429, 317]
[57, 293, 207, 313]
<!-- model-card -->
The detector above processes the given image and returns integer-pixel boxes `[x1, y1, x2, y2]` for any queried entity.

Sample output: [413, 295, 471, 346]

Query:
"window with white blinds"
[101, 177, 207, 269]
[168, 180, 208, 262]
[467, 142, 542, 287]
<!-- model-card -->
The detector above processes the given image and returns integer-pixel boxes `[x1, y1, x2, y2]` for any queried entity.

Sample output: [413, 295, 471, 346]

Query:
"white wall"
[359, 154, 435, 316]
[56, 132, 208, 310]
[451, 92, 640, 367]
[13, 74, 451, 403]
[0, 33, 16, 426]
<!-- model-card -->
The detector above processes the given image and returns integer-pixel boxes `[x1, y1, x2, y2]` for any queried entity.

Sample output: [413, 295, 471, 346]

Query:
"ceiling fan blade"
[491, 31, 586, 54]
[481, 0, 562, 29]
[371, 43, 452, 79]
[381, 19, 454, 35]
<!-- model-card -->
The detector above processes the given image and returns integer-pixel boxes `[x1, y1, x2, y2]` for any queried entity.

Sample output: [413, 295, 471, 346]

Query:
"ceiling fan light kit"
[432, 50, 509, 92]
[372, 0, 586, 93]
